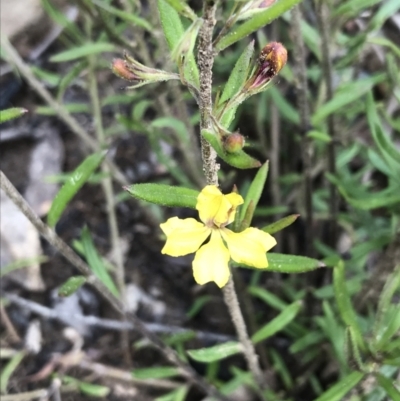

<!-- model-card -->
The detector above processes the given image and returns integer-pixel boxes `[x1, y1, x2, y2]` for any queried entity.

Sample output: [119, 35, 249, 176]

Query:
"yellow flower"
[160, 185, 277, 288]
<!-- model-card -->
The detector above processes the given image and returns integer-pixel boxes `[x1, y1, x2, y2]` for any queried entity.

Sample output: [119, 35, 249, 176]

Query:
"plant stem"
[291, 5, 314, 256]
[198, 0, 219, 186]
[88, 52, 131, 366]
[222, 277, 268, 400]
[0, 171, 230, 401]
[315, 0, 338, 248]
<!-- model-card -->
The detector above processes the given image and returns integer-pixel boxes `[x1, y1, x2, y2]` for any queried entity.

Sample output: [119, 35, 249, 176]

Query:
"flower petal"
[196, 185, 243, 227]
[160, 217, 210, 257]
[193, 230, 231, 288]
[221, 228, 277, 268]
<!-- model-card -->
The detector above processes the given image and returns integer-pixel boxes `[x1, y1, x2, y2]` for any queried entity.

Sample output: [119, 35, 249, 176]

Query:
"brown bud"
[111, 59, 138, 81]
[247, 42, 287, 90]
[223, 133, 245, 154]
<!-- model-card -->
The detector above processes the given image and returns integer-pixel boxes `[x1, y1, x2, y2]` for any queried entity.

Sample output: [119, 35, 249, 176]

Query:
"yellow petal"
[196, 185, 224, 224]
[196, 185, 244, 227]
[221, 228, 277, 268]
[160, 217, 210, 257]
[192, 230, 231, 288]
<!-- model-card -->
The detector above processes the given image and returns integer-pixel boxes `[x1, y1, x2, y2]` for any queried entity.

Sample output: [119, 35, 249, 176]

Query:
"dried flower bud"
[223, 133, 245, 154]
[112, 58, 139, 81]
[245, 42, 287, 92]
[111, 53, 180, 89]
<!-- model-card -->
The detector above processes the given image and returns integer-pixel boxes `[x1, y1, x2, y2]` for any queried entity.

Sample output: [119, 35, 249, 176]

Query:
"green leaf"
[0, 256, 48, 277]
[0, 351, 25, 393]
[333, 261, 366, 351]
[79, 382, 110, 398]
[312, 371, 364, 401]
[47, 151, 106, 227]
[157, 0, 199, 87]
[201, 129, 261, 169]
[164, 0, 197, 20]
[81, 227, 119, 296]
[92, 0, 152, 31]
[262, 214, 300, 235]
[186, 295, 212, 319]
[376, 306, 400, 349]
[376, 373, 400, 401]
[237, 253, 324, 273]
[187, 341, 242, 363]
[218, 41, 254, 106]
[215, 0, 302, 52]
[50, 42, 115, 62]
[251, 301, 302, 344]
[327, 173, 400, 210]
[0, 107, 28, 124]
[239, 161, 269, 222]
[156, 385, 189, 401]
[132, 367, 182, 379]
[248, 286, 288, 311]
[312, 74, 386, 125]
[124, 183, 198, 208]
[58, 276, 87, 297]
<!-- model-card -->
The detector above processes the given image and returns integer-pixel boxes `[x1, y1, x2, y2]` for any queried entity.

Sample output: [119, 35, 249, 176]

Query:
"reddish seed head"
[111, 59, 138, 81]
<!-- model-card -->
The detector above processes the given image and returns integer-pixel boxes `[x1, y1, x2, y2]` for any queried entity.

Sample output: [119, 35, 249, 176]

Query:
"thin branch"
[5, 293, 233, 343]
[222, 277, 268, 400]
[0, 171, 230, 401]
[315, 0, 338, 248]
[291, 5, 314, 256]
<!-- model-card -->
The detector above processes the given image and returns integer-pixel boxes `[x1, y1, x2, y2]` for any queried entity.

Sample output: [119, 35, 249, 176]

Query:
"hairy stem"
[198, 0, 219, 186]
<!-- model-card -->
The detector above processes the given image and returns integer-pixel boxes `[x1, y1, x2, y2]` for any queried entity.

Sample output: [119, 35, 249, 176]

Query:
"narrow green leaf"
[376, 373, 400, 401]
[79, 382, 110, 398]
[215, 0, 302, 52]
[0, 351, 25, 393]
[376, 307, 400, 349]
[201, 129, 261, 169]
[132, 367, 182, 379]
[81, 227, 119, 296]
[333, 262, 366, 351]
[327, 173, 400, 210]
[157, 0, 199, 87]
[164, 0, 197, 20]
[0, 107, 28, 124]
[237, 253, 324, 273]
[219, 41, 254, 106]
[252, 301, 302, 344]
[124, 183, 198, 208]
[239, 161, 269, 222]
[50, 43, 115, 62]
[187, 341, 242, 363]
[186, 295, 212, 319]
[248, 286, 288, 311]
[58, 276, 87, 297]
[92, 0, 152, 31]
[312, 371, 364, 401]
[156, 385, 189, 401]
[47, 151, 107, 227]
[375, 264, 400, 336]
[0, 256, 48, 278]
[57, 60, 87, 101]
[262, 214, 300, 234]
[312, 74, 386, 125]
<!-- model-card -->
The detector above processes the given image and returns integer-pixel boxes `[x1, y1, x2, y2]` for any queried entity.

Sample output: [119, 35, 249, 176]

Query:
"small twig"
[5, 293, 233, 343]
[88, 46, 130, 365]
[0, 171, 230, 401]
[0, 303, 21, 343]
[315, 1, 338, 248]
[222, 277, 268, 400]
[0, 389, 49, 401]
[291, 5, 313, 256]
